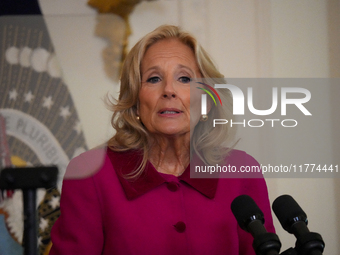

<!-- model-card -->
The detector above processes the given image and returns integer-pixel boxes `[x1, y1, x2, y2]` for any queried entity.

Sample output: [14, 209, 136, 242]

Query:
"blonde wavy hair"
[107, 25, 235, 178]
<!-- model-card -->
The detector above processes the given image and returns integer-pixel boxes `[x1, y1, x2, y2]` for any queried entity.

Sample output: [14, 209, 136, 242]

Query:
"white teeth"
[162, 111, 178, 114]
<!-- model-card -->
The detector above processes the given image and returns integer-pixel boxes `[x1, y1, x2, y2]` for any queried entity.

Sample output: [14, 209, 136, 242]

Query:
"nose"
[162, 77, 176, 98]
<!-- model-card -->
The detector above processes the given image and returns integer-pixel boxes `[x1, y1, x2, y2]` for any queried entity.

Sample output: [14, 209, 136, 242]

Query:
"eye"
[146, 76, 161, 84]
[179, 76, 191, 83]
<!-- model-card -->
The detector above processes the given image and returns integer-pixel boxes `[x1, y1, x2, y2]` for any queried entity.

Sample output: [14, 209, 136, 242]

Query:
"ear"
[136, 103, 140, 116]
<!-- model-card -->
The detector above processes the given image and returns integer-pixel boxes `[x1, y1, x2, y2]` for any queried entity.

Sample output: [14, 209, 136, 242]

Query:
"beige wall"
[40, 0, 340, 253]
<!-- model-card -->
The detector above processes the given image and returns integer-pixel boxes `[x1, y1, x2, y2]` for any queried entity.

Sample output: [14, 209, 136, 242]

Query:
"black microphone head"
[231, 195, 264, 231]
[272, 194, 308, 233]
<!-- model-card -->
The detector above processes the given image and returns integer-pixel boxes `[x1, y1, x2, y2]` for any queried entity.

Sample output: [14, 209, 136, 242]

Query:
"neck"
[148, 134, 190, 176]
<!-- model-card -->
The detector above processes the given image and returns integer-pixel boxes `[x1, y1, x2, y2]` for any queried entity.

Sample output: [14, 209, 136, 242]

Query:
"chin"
[157, 128, 189, 137]
[166, 131, 189, 137]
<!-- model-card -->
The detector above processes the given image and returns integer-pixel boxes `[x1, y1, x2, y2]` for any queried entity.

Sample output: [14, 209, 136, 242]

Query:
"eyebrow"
[142, 66, 159, 74]
[177, 64, 195, 75]
[142, 64, 195, 75]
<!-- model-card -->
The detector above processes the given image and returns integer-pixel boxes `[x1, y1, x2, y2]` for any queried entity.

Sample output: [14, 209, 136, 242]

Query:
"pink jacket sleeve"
[49, 157, 104, 255]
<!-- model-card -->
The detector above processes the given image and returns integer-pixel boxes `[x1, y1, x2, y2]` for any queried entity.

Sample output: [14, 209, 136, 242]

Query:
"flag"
[0, 2, 88, 254]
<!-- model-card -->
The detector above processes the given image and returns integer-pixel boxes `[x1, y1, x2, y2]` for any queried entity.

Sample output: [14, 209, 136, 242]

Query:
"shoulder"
[226, 149, 260, 166]
[63, 148, 143, 179]
[220, 149, 263, 178]
[64, 146, 108, 179]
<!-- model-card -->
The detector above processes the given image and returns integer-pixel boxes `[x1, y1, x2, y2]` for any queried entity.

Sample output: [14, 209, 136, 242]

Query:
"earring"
[200, 115, 208, 122]
[136, 116, 140, 120]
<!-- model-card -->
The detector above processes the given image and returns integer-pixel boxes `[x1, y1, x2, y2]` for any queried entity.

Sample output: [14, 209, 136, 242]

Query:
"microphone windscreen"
[231, 195, 264, 230]
[272, 194, 307, 232]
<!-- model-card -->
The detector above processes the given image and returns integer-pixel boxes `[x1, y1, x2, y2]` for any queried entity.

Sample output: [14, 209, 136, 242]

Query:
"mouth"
[159, 108, 183, 115]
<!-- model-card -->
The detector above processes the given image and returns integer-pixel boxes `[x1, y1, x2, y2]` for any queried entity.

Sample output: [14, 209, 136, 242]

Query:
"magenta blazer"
[50, 148, 275, 255]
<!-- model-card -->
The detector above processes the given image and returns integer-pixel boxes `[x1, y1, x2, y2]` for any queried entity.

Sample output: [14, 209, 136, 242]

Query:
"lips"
[161, 110, 180, 114]
[158, 108, 182, 114]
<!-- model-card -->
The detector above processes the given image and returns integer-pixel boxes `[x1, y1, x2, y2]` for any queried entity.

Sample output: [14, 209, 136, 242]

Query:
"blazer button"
[174, 221, 186, 233]
[167, 181, 179, 192]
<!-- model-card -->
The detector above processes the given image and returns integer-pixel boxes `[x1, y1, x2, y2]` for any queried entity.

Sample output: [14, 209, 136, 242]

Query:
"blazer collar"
[107, 148, 218, 200]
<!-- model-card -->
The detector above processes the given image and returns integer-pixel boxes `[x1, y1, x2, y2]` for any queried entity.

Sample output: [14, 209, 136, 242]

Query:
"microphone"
[231, 195, 281, 255]
[272, 195, 325, 255]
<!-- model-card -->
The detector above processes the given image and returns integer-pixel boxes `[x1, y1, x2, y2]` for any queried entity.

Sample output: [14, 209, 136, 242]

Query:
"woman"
[50, 25, 275, 255]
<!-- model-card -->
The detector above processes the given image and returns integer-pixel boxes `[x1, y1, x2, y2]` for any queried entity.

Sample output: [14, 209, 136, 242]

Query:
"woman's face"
[139, 38, 203, 138]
